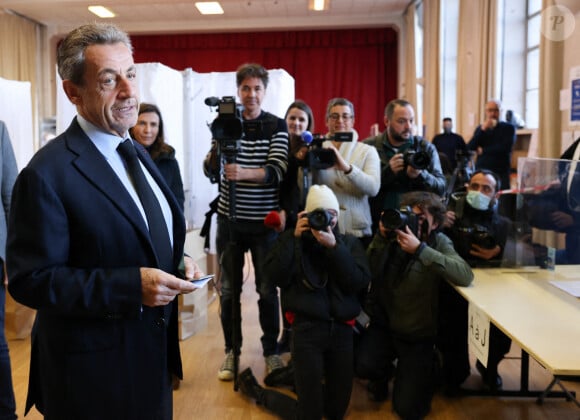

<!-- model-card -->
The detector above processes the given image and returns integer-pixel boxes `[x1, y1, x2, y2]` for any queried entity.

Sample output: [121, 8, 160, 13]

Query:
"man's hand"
[482, 118, 497, 131]
[470, 244, 501, 260]
[444, 210, 456, 228]
[406, 165, 422, 179]
[294, 211, 311, 238]
[311, 225, 336, 248]
[551, 211, 574, 229]
[389, 153, 405, 175]
[141, 268, 197, 307]
[326, 144, 350, 173]
[182, 255, 204, 280]
[396, 225, 421, 254]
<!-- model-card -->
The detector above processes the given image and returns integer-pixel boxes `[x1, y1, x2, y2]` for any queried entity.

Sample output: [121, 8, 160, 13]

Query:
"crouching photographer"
[355, 191, 472, 419]
[440, 169, 514, 394]
[237, 185, 370, 420]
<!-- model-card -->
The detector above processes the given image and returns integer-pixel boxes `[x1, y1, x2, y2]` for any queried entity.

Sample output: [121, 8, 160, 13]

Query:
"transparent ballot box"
[498, 157, 580, 267]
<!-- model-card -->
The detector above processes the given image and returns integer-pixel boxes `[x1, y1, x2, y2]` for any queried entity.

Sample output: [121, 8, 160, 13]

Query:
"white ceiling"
[0, 0, 409, 35]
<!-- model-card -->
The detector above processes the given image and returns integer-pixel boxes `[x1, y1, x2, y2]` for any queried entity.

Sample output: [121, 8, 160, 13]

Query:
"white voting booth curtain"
[57, 65, 295, 249]
[0, 77, 35, 172]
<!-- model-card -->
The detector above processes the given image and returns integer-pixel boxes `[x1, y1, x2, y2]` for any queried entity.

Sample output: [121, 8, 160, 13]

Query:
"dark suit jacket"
[7, 118, 185, 419]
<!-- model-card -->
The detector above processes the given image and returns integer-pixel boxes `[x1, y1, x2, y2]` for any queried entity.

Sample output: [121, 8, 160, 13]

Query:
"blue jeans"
[292, 317, 354, 420]
[217, 216, 280, 356]
[1, 278, 17, 420]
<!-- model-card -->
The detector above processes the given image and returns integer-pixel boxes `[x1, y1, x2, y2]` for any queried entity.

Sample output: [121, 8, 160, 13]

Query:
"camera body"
[455, 224, 497, 252]
[207, 96, 244, 157]
[306, 208, 334, 231]
[403, 137, 431, 170]
[302, 131, 353, 170]
[381, 206, 419, 236]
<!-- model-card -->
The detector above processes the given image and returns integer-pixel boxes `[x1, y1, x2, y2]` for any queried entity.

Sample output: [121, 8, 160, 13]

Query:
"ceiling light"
[88, 5, 116, 18]
[309, 0, 328, 11]
[195, 2, 225, 15]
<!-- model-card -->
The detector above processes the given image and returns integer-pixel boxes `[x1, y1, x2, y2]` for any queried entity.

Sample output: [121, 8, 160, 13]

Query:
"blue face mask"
[466, 190, 492, 210]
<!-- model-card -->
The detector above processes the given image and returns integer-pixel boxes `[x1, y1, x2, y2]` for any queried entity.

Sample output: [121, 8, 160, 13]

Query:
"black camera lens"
[307, 208, 333, 231]
[404, 150, 431, 170]
[381, 207, 419, 236]
[381, 209, 406, 230]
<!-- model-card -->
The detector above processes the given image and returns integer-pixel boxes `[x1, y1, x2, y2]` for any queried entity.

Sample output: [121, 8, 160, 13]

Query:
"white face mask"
[466, 190, 492, 210]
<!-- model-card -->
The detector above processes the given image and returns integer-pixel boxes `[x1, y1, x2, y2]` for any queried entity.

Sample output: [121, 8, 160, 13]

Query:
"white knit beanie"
[305, 185, 340, 217]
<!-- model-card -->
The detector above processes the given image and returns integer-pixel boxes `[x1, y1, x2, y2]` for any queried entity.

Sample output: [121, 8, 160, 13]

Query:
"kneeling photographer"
[355, 191, 472, 419]
[440, 169, 514, 394]
[239, 185, 370, 420]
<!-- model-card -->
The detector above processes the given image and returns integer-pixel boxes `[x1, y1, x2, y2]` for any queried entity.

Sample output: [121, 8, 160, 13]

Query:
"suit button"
[155, 318, 166, 327]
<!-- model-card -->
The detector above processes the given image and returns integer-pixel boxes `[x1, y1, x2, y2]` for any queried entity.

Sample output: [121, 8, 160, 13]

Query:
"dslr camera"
[301, 131, 353, 170]
[381, 206, 419, 237]
[403, 137, 431, 170]
[306, 208, 334, 231]
[455, 224, 497, 251]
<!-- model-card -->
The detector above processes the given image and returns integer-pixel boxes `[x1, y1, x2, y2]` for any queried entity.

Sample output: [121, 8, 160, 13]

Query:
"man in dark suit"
[6, 23, 201, 420]
[467, 99, 516, 191]
[431, 117, 467, 170]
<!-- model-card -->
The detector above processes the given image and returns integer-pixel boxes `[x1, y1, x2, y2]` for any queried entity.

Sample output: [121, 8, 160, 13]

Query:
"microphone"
[204, 96, 220, 106]
[301, 130, 314, 145]
[264, 210, 282, 230]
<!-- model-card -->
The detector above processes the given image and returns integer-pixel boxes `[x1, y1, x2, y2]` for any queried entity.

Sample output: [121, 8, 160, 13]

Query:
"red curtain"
[131, 27, 398, 139]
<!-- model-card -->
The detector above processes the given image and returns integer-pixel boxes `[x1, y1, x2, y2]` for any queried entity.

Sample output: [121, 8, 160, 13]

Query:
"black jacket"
[265, 228, 370, 322]
[151, 145, 185, 211]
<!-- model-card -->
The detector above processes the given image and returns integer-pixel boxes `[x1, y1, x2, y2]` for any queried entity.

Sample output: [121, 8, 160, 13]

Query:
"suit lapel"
[64, 120, 152, 246]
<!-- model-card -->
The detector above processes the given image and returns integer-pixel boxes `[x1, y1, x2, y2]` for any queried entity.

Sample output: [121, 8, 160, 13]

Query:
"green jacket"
[366, 231, 473, 340]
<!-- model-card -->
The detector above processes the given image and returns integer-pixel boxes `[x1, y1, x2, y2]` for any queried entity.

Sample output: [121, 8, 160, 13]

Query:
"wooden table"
[453, 266, 580, 405]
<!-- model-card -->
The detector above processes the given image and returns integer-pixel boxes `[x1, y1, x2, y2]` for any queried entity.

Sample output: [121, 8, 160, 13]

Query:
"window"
[525, 2, 541, 128]
[415, 1, 424, 136]
[440, 0, 460, 125]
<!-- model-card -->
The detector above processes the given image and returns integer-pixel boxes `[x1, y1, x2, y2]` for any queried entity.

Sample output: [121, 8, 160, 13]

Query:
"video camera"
[300, 130, 353, 170]
[403, 137, 431, 170]
[205, 96, 244, 158]
[381, 206, 419, 237]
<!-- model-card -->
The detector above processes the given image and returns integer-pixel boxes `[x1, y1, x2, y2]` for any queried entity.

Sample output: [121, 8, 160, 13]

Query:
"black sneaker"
[239, 368, 265, 404]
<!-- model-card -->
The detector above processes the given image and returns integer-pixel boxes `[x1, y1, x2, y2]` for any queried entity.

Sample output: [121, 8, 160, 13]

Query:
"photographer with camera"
[202, 63, 289, 382]
[235, 185, 370, 420]
[364, 99, 446, 234]
[440, 169, 513, 394]
[313, 98, 380, 248]
[355, 191, 472, 419]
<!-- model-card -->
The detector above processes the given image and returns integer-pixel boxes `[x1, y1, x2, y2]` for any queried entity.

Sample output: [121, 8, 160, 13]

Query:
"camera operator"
[202, 63, 289, 382]
[236, 185, 370, 420]
[440, 169, 513, 394]
[355, 191, 472, 419]
[364, 99, 446, 234]
[313, 97, 380, 248]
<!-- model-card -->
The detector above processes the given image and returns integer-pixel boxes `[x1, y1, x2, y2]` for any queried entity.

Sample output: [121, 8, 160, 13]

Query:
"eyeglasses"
[329, 113, 353, 121]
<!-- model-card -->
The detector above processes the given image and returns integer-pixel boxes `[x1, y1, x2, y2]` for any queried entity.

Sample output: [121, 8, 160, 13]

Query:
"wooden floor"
[6, 274, 580, 420]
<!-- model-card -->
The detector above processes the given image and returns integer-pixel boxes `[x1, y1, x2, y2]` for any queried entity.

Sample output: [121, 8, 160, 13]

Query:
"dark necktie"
[117, 139, 173, 271]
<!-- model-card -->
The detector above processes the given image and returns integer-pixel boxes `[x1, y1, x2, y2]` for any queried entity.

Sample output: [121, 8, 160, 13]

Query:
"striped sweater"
[216, 111, 288, 221]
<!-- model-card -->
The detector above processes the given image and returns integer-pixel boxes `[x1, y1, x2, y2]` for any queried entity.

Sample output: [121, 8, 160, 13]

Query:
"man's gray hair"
[325, 97, 354, 119]
[57, 23, 132, 85]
